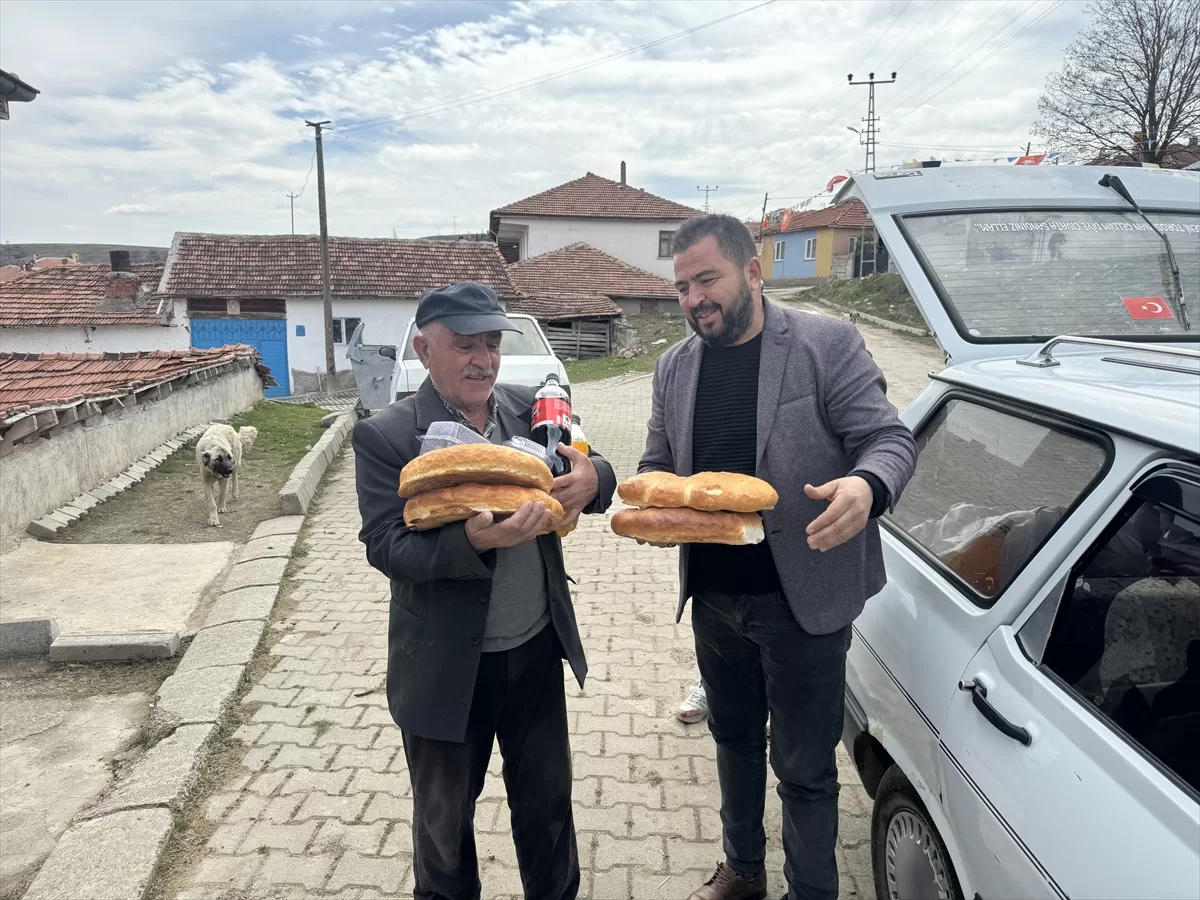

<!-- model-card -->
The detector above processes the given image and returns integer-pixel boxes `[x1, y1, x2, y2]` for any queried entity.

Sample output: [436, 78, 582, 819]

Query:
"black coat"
[352, 379, 617, 743]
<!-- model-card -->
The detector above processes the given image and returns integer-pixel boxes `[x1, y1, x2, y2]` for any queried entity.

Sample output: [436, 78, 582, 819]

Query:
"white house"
[489, 167, 702, 280]
[158, 232, 519, 396]
[0, 255, 187, 355]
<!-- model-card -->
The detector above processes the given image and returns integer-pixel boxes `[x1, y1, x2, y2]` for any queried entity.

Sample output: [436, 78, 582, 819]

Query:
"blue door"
[191, 318, 290, 397]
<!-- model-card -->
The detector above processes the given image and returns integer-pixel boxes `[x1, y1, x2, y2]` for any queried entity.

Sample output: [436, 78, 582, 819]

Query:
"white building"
[158, 232, 519, 396]
[0, 258, 188, 355]
[490, 168, 702, 280]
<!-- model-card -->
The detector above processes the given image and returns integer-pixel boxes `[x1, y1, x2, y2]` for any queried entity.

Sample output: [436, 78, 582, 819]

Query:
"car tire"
[871, 765, 964, 900]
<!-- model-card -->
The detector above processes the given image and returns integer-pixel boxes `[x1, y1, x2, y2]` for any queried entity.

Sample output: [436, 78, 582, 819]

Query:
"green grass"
[806, 274, 925, 330]
[565, 315, 689, 383]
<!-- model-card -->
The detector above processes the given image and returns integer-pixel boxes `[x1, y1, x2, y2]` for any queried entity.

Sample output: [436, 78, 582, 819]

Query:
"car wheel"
[872, 766, 963, 900]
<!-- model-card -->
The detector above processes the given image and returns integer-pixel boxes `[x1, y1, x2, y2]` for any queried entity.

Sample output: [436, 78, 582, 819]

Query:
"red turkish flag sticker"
[1121, 296, 1174, 320]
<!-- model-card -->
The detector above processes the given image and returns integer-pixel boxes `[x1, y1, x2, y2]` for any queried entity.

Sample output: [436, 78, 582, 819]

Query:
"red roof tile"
[493, 173, 703, 220]
[769, 200, 871, 235]
[0, 263, 165, 327]
[506, 243, 677, 320]
[0, 346, 272, 420]
[162, 233, 517, 299]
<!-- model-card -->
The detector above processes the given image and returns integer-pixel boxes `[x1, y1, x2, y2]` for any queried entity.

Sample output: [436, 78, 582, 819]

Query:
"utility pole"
[306, 119, 335, 384]
[287, 192, 298, 235]
[847, 71, 897, 173]
[697, 185, 718, 213]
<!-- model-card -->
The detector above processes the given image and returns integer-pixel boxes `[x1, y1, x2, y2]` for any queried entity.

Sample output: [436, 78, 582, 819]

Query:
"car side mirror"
[379, 346, 397, 360]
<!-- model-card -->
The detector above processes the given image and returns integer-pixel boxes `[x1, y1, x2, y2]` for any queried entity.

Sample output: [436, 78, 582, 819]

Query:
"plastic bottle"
[556, 414, 589, 538]
[531, 373, 572, 474]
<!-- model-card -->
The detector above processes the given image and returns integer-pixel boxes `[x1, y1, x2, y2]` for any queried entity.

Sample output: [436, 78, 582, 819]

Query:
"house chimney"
[620, 161, 626, 185]
[109, 249, 132, 272]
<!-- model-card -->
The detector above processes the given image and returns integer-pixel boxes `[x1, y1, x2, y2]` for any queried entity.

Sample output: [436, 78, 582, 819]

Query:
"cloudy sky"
[1, 0, 1087, 246]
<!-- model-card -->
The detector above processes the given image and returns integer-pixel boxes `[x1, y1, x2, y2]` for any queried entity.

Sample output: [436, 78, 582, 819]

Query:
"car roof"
[936, 347, 1200, 456]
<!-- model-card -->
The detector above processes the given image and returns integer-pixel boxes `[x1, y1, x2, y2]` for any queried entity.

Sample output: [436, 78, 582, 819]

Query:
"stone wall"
[0, 368, 263, 551]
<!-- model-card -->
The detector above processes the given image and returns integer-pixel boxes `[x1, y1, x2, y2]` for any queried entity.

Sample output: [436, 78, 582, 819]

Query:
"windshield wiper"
[1099, 173, 1191, 330]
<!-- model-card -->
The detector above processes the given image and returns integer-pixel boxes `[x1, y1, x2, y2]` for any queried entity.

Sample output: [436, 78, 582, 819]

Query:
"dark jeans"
[402, 624, 578, 900]
[692, 591, 851, 900]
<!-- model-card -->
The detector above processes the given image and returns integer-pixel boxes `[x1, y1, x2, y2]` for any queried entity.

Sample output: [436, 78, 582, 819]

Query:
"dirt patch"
[50, 401, 328, 545]
[565, 315, 690, 383]
[806, 273, 925, 330]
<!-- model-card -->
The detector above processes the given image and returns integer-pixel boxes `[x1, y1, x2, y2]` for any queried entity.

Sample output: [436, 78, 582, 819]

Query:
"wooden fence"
[544, 319, 613, 359]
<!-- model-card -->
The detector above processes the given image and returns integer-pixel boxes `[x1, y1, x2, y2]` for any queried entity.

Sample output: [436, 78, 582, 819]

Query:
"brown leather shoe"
[686, 862, 767, 900]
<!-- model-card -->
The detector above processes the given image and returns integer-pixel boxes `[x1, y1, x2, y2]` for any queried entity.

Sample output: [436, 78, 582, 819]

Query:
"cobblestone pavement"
[172, 320, 940, 900]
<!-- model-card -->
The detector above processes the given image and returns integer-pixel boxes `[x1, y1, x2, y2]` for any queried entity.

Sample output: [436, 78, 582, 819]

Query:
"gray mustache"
[464, 366, 495, 379]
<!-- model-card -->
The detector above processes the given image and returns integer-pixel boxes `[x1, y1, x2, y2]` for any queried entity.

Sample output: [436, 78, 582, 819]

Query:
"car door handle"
[958, 680, 1032, 746]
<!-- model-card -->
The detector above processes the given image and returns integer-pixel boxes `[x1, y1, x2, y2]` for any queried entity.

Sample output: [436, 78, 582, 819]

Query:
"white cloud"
[1, 0, 1089, 244]
[105, 204, 167, 216]
[293, 34, 329, 48]
[340, 24, 356, 33]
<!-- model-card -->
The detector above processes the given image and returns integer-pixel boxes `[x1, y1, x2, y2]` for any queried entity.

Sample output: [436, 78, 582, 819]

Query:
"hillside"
[0, 243, 169, 266]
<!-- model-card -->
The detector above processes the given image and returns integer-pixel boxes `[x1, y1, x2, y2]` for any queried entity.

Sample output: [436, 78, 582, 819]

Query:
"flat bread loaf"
[610, 507, 765, 546]
[617, 471, 777, 513]
[399, 443, 553, 498]
[403, 483, 565, 531]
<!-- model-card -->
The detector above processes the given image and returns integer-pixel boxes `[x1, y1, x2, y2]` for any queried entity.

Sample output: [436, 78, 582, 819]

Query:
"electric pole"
[287, 192, 298, 235]
[847, 71, 897, 173]
[306, 119, 335, 384]
[697, 185, 718, 213]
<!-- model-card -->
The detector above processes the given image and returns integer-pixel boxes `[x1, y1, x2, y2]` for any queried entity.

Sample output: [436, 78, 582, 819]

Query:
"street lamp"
[847, 126, 862, 135]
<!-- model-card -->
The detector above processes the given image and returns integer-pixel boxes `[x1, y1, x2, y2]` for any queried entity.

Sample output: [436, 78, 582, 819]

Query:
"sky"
[0, 0, 1089, 246]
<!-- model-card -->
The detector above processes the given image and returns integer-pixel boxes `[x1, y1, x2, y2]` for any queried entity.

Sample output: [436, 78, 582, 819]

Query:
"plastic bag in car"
[418, 422, 555, 471]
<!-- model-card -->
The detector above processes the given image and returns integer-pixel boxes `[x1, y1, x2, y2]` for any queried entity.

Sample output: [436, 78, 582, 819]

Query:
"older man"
[353, 282, 616, 900]
[637, 217, 917, 900]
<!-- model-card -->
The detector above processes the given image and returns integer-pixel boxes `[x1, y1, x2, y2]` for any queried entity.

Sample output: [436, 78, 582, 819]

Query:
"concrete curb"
[804, 296, 933, 339]
[30, 513, 309, 898]
[27, 422, 212, 540]
[278, 408, 359, 516]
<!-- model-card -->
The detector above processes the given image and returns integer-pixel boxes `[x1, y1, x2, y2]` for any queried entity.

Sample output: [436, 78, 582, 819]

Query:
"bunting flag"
[780, 209, 795, 231]
[826, 174, 848, 193]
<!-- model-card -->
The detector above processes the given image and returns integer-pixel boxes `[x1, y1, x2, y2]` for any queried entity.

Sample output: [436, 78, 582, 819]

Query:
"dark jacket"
[639, 299, 917, 634]
[353, 379, 617, 743]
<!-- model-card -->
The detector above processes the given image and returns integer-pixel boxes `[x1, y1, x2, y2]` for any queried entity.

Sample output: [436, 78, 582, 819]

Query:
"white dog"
[196, 423, 258, 526]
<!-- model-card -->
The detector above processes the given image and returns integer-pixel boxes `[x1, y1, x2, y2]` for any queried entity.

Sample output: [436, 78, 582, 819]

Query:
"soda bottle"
[531, 373, 572, 474]
[556, 415, 590, 538]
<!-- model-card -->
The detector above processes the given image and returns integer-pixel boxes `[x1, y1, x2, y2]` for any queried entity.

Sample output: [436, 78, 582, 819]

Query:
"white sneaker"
[677, 682, 708, 724]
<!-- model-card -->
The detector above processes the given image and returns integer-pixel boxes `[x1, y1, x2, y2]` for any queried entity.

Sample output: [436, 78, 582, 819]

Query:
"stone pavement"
[170, 320, 939, 900]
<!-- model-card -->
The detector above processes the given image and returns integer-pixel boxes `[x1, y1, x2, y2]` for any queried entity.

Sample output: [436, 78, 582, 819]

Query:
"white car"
[389, 313, 570, 402]
[836, 166, 1199, 899]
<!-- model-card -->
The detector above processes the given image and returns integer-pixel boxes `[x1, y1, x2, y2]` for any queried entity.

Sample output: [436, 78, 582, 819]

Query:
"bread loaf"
[610, 507, 765, 546]
[403, 483, 564, 531]
[618, 471, 777, 513]
[399, 444, 553, 498]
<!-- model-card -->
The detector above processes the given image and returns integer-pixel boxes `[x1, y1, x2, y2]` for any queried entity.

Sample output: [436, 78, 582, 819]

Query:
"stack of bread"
[399, 443, 566, 532]
[610, 471, 778, 545]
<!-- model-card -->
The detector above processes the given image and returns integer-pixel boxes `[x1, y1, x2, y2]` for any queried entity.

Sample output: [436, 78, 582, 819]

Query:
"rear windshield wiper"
[1099, 173, 1191, 330]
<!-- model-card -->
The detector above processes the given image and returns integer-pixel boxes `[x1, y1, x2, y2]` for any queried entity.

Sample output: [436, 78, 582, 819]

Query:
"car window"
[888, 398, 1108, 605]
[400, 318, 550, 360]
[1040, 474, 1200, 795]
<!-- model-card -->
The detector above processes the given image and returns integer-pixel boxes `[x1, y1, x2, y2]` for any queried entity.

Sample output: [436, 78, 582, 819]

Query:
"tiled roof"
[0, 346, 272, 421]
[507, 292, 624, 320]
[506, 243, 677, 320]
[0, 263, 165, 327]
[493, 173, 703, 220]
[769, 200, 871, 235]
[161, 233, 517, 299]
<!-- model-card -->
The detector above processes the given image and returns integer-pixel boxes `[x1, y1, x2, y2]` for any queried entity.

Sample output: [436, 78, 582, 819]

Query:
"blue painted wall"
[191, 318, 291, 397]
[770, 228, 818, 279]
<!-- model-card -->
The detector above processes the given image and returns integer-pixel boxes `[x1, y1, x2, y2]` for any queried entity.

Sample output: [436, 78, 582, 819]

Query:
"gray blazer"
[638, 300, 917, 634]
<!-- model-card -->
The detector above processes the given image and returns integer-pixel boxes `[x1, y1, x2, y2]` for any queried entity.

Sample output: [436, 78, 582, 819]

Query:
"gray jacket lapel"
[756, 300, 791, 470]
[675, 338, 703, 477]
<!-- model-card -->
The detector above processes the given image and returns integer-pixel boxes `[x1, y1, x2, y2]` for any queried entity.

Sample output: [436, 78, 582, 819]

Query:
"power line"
[888, 0, 969, 74]
[325, 0, 777, 139]
[852, 0, 913, 73]
[293, 147, 316, 199]
[876, 0, 941, 72]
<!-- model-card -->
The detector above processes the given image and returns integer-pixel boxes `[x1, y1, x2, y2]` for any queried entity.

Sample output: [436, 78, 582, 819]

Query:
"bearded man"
[636, 216, 917, 900]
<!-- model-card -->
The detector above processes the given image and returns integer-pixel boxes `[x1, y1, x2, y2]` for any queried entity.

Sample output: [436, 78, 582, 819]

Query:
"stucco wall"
[0, 322, 190, 355]
[772, 229, 819, 279]
[497, 215, 686, 280]
[0, 367, 263, 551]
[287, 297, 418, 384]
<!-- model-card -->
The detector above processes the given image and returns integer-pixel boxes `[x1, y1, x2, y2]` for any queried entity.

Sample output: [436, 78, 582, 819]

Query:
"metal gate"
[190, 318, 290, 397]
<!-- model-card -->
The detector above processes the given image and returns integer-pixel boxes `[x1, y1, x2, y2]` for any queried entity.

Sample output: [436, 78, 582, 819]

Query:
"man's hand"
[550, 443, 599, 517]
[465, 501, 552, 552]
[804, 476, 873, 552]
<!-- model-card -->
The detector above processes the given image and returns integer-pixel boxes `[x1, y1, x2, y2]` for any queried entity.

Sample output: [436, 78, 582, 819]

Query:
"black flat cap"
[414, 282, 520, 335]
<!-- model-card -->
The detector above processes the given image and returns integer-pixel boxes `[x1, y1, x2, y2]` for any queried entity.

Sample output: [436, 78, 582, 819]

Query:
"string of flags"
[899, 152, 1060, 168]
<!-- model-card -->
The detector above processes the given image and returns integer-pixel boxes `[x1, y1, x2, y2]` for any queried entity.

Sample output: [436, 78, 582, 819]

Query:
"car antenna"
[1098, 173, 1191, 330]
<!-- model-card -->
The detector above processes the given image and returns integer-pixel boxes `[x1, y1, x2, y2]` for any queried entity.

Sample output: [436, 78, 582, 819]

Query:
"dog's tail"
[237, 426, 259, 451]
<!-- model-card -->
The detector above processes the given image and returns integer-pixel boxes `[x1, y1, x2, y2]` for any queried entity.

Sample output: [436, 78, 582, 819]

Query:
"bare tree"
[1033, 0, 1200, 165]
